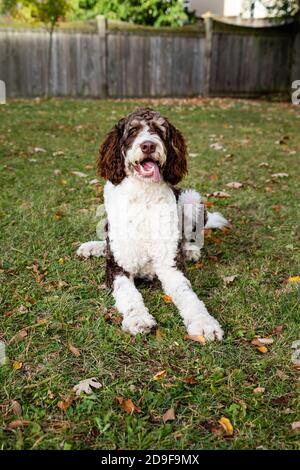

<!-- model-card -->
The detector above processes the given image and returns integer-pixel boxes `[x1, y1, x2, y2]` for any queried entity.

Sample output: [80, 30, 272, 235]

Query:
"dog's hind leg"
[76, 241, 106, 258]
[113, 275, 157, 335]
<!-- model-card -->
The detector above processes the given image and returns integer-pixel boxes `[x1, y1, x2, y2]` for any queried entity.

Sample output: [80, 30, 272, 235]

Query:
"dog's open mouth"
[134, 158, 161, 183]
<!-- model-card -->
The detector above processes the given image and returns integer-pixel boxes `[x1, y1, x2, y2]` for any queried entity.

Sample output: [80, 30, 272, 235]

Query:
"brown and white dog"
[77, 108, 228, 340]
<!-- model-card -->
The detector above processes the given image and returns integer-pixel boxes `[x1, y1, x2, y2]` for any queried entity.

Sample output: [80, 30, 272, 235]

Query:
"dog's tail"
[177, 189, 230, 230]
[205, 212, 229, 230]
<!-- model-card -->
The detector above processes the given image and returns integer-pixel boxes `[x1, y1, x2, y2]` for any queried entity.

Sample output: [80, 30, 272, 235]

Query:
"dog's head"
[97, 108, 187, 185]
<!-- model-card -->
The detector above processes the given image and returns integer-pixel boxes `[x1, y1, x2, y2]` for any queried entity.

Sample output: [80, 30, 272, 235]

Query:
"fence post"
[203, 12, 214, 97]
[96, 15, 108, 98]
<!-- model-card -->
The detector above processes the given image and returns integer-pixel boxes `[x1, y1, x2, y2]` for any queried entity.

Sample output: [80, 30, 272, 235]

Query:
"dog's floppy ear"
[163, 121, 188, 185]
[97, 119, 126, 185]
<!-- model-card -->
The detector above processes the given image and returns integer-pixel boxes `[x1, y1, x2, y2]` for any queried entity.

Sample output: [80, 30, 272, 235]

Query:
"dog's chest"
[104, 179, 180, 274]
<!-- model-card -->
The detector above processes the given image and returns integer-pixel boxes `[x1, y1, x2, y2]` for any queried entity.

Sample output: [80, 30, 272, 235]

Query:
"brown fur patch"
[171, 186, 184, 201]
[105, 236, 130, 289]
[163, 124, 188, 185]
[175, 240, 186, 273]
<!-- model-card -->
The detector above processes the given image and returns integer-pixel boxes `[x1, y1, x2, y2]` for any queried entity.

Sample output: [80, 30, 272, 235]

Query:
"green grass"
[0, 98, 299, 450]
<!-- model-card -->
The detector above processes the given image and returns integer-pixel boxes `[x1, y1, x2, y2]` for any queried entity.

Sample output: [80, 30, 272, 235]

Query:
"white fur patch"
[113, 275, 157, 335]
[178, 189, 201, 206]
[205, 212, 229, 229]
[76, 241, 106, 258]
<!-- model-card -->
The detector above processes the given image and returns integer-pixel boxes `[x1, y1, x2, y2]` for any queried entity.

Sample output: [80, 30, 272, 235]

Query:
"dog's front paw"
[122, 312, 157, 335]
[76, 241, 105, 258]
[187, 315, 224, 342]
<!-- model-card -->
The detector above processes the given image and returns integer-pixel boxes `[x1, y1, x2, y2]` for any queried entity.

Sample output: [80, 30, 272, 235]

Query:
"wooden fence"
[0, 15, 299, 98]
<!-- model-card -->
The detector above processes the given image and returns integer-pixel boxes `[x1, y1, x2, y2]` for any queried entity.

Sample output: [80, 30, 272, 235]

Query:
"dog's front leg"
[156, 267, 223, 341]
[113, 275, 157, 335]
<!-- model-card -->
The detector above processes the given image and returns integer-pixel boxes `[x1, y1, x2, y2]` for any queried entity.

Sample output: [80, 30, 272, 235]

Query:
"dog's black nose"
[140, 141, 156, 154]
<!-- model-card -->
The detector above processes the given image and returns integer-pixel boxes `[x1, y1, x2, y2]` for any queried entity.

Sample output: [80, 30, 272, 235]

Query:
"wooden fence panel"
[291, 33, 300, 82]
[0, 31, 106, 97]
[0, 24, 297, 98]
[210, 31, 293, 95]
[107, 32, 205, 97]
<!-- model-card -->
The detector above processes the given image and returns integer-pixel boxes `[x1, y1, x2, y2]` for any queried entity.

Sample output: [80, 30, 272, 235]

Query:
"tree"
[73, 0, 195, 27]
[2, 0, 71, 95]
[243, 0, 300, 19]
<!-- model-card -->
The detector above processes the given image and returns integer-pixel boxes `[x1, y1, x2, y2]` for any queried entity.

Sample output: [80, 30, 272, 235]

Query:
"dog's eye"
[128, 127, 139, 136]
[153, 124, 166, 137]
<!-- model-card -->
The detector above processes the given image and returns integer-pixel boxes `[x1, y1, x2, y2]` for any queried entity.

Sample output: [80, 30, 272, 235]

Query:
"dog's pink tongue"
[141, 161, 160, 182]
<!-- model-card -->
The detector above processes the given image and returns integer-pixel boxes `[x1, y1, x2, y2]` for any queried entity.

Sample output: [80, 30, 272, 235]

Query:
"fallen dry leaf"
[57, 396, 74, 411]
[194, 262, 202, 269]
[271, 173, 289, 178]
[288, 276, 300, 283]
[257, 346, 268, 354]
[223, 153, 234, 161]
[258, 162, 270, 168]
[11, 400, 22, 416]
[210, 142, 224, 151]
[291, 421, 300, 431]
[273, 325, 284, 335]
[7, 419, 30, 430]
[223, 275, 238, 285]
[185, 335, 206, 345]
[218, 416, 234, 436]
[225, 182, 243, 189]
[161, 383, 176, 389]
[275, 370, 288, 380]
[162, 295, 172, 303]
[68, 342, 81, 357]
[13, 361, 23, 370]
[103, 310, 122, 325]
[71, 171, 88, 178]
[16, 305, 28, 313]
[156, 329, 163, 338]
[33, 147, 46, 153]
[184, 376, 197, 385]
[162, 408, 176, 423]
[73, 377, 101, 396]
[271, 394, 292, 406]
[271, 205, 283, 213]
[253, 387, 265, 394]
[9, 329, 27, 344]
[208, 191, 231, 199]
[257, 337, 274, 345]
[153, 370, 167, 381]
[31, 262, 47, 284]
[115, 397, 141, 414]
[291, 341, 300, 367]
[251, 337, 274, 347]
[0, 341, 6, 366]
[265, 186, 273, 193]
[54, 211, 64, 221]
